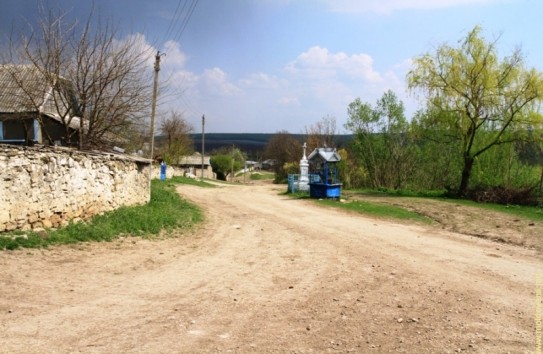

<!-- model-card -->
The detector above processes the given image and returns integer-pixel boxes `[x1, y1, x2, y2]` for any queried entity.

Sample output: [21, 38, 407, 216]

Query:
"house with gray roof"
[177, 152, 214, 179]
[0, 64, 80, 146]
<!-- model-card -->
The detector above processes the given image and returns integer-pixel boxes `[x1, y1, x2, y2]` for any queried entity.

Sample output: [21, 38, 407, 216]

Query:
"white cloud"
[240, 72, 287, 90]
[282, 46, 392, 120]
[202, 67, 242, 96]
[285, 46, 383, 83]
[163, 40, 188, 68]
[323, 0, 510, 14]
[112, 33, 156, 67]
[156, 41, 416, 133]
[278, 96, 301, 106]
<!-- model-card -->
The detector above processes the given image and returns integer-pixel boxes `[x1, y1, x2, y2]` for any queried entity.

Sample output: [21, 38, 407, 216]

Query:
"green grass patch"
[318, 199, 433, 224]
[435, 197, 543, 221]
[345, 188, 543, 222]
[0, 178, 203, 251]
[345, 188, 447, 199]
[286, 191, 310, 199]
[169, 175, 216, 188]
[249, 172, 275, 180]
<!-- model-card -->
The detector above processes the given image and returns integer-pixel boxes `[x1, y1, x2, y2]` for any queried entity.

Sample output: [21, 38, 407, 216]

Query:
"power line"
[161, 0, 199, 45]
[154, 0, 201, 130]
[171, 0, 199, 43]
[161, 0, 189, 44]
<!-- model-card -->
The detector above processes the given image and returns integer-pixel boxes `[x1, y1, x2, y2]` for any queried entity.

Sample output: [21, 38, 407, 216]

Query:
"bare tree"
[7, 3, 153, 150]
[264, 130, 302, 182]
[158, 110, 194, 164]
[304, 115, 337, 152]
[0, 63, 70, 145]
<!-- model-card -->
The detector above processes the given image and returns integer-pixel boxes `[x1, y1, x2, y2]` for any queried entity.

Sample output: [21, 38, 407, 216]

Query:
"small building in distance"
[308, 147, 342, 199]
[178, 152, 214, 179]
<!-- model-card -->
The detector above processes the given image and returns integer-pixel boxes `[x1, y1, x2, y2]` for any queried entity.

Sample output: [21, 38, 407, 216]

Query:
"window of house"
[1, 118, 34, 141]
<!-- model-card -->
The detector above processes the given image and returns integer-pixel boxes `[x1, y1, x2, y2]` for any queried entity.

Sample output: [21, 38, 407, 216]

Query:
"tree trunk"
[539, 165, 543, 197]
[458, 156, 474, 197]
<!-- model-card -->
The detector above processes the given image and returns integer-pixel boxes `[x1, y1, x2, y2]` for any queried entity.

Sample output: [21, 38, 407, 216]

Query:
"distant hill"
[190, 133, 353, 159]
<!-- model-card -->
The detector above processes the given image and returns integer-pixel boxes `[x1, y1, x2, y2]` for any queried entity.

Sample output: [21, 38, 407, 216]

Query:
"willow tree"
[407, 26, 543, 196]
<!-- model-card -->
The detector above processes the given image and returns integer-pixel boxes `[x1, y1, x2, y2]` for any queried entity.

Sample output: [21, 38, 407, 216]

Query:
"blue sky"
[2, 0, 542, 133]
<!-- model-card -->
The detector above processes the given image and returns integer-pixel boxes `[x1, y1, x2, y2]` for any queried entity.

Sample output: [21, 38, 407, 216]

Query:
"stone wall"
[0, 145, 151, 232]
[153, 163, 214, 180]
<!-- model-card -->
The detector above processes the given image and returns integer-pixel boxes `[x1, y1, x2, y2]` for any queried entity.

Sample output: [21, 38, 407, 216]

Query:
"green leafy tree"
[210, 147, 245, 181]
[409, 108, 463, 190]
[336, 148, 366, 189]
[515, 125, 543, 195]
[345, 90, 414, 189]
[407, 26, 543, 196]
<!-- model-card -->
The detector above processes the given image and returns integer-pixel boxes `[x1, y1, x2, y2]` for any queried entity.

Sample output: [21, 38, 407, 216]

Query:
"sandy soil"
[0, 181, 541, 353]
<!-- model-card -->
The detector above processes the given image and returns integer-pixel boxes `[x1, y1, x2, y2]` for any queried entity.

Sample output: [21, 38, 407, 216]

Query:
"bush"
[466, 185, 539, 206]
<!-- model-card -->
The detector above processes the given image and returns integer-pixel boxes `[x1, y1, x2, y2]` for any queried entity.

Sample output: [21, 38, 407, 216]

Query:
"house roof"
[0, 64, 80, 129]
[308, 147, 341, 162]
[178, 152, 210, 166]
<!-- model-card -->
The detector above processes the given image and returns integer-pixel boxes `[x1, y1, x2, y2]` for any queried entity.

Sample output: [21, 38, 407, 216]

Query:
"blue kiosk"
[308, 147, 342, 199]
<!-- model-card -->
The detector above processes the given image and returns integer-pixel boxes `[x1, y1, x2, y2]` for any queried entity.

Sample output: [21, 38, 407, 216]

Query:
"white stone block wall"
[152, 164, 214, 180]
[0, 145, 151, 232]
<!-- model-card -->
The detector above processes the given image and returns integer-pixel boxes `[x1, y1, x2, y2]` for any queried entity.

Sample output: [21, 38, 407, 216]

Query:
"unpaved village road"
[1, 181, 541, 353]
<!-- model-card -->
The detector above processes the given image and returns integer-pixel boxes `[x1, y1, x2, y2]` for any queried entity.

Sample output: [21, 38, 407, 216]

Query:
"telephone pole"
[148, 51, 161, 194]
[201, 114, 205, 180]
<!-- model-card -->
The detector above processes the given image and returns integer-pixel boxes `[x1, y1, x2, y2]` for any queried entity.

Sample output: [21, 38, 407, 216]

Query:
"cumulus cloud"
[282, 46, 395, 115]
[240, 72, 287, 90]
[156, 40, 415, 132]
[163, 40, 189, 68]
[112, 33, 156, 67]
[202, 67, 242, 96]
[285, 46, 383, 83]
[323, 0, 509, 14]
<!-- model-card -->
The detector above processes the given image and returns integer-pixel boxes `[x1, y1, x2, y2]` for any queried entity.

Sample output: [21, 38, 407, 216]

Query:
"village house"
[0, 64, 80, 147]
[177, 152, 214, 179]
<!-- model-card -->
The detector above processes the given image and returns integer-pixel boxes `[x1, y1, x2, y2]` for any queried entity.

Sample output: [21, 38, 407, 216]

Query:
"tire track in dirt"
[0, 181, 540, 353]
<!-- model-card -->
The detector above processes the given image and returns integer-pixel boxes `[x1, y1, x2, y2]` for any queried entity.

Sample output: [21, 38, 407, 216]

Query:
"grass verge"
[285, 190, 432, 224]
[346, 189, 543, 222]
[318, 199, 433, 224]
[435, 197, 543, 221]
[0, 178, 204, 251]
[249, 172, 275, 180]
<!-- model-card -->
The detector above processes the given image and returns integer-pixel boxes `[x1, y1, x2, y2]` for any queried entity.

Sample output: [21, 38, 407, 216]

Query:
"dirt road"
[0, 181, 541, 353]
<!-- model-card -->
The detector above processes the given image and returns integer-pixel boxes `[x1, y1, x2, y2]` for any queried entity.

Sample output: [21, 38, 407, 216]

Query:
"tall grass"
[0, 178, 203, 250]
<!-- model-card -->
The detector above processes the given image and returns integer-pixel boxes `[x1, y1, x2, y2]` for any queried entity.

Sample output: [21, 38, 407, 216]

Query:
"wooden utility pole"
[231, 144, 234, 182]
[148, 51, 161, 194]
[201, 114, 205, 180]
